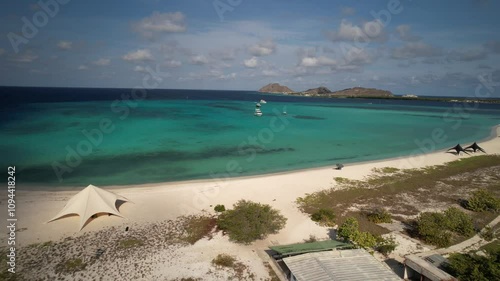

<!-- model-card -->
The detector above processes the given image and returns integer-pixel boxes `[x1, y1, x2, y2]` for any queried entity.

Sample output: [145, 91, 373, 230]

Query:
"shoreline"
[4, 124, 499, 246]
[3, 124, 500, 280]
[21, 124, 500, 192]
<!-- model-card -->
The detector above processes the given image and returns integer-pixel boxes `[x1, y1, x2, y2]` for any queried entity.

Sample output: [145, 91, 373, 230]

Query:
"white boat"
[260, 99, 267, 104]
[256, 103, 261, 107]
[254, 108, 262, 117]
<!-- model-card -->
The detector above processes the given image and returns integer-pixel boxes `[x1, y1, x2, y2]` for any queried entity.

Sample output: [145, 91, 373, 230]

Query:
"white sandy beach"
[2, 125, 500, 280]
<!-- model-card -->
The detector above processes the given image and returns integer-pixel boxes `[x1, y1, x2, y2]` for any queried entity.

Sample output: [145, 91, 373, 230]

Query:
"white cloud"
[78, 65, 88, 70]
[395, 25, 420, 42]
[299, 56, 337, 67]
[218, 73, 237, 80]
[57, 41, 72, 50]
[164, 59, 182, 67]
[243, 57, 259, 68]
[326, 19, 386, 43]
[133, 12, 186, 38]
[248, 40, 276, 56]
[93, 58, 111, 66]
[123, 49, 154, 62]
[391, 42, 443, 59]
[190, 55, 208, 65]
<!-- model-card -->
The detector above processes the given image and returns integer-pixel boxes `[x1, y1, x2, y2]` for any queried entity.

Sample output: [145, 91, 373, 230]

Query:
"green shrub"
[311, 208, 336, 227]
[466, 189, 500, 212]
[414, 212, 452, 247]
[214, 204, 226, 212]
[414, 207, 475, 247]
[446, 250, 500, 281]
[338, 217, 359, 242]
[367, 209, 392, 223]
[217, 200, 287, 244]
[480, 226, 495, 241]
[337, 217, 389, 251]
[376, 236, 398, 256]
[443, 207, 475, 236]
[212, 254, 236, 267]
[354, 231, 377, 249]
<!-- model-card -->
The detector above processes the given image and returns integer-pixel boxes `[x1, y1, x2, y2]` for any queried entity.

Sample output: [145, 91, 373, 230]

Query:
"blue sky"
[1, 0, 499, 96]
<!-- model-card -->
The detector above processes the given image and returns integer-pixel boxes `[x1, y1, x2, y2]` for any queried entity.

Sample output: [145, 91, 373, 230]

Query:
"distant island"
[259, 84, 394, 98]
[305, 87, 393, 98]
[258, 83, 294, 93]
[258, 83, 500, 104]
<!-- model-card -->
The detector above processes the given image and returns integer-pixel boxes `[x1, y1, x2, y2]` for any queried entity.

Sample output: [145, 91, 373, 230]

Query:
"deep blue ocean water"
[1, 87, 499, 189]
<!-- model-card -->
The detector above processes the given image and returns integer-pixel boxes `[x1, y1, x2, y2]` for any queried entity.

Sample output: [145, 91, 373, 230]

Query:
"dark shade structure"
[464, 142, 486, 153]
[447, 144, 469, 155]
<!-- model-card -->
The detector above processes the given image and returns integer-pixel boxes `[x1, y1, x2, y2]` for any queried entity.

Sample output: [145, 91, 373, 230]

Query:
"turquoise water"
[1, 89, 499, 189]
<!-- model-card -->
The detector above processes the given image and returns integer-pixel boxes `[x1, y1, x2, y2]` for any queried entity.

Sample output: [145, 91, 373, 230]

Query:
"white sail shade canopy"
[47, 184, 130, 231]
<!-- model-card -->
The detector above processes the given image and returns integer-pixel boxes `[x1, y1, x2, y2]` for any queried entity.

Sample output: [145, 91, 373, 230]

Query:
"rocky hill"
[330, 87, 393, 97]
[258, 83, 294, 93]
[303, 87, 331, 95]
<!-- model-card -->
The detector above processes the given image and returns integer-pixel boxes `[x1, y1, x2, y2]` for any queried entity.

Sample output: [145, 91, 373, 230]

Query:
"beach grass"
[479, 240, 500, 254]
[211, 253, 256, 280]
[296, 155, 500, 237]
[55, 257, 87, 274]
[118, 238, 144, 249]
[180, 215, 217, 245]
[212, 254, 236, 267]
[263, 262, 281, 281]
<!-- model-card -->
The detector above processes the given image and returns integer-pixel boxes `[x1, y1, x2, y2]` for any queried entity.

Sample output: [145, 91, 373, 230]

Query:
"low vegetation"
[212, 254, 236, 268]
[337, 217, 397, 254]
[366, 209, 392, 224]
[118, 238, 144, 249]
[55, 258, 87, 274]
[180, 215, 217, 244]
[214, 204, 226, 212]
[211, 253, 256, 280]
[217, 200, 287, 244]
[466, 189, 500, 212]
[263, 262, 281, 281]
[412, 207, 475, 247]
[310, 208, 336, 227]
[376, 236, 398, 256]
[296, 155, 500, 238]
[445, 248, 500, 281]
[0, 248, 19, 281]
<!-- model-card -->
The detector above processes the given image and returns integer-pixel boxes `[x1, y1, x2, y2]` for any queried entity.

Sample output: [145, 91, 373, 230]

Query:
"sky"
[1, 0, 500, 96]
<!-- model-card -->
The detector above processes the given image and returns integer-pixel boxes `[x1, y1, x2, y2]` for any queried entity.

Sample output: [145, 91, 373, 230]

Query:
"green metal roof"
[270, 240, 352, 256]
